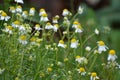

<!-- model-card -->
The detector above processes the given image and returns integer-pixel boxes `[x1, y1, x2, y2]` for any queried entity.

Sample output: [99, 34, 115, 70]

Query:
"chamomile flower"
[70, 38, 78, 48]
[108, 50, 117, 61]
[85, 46, 91, 52]
[9, 6, 16, 13]
[14, 0, 24, 4]
[12, 20, 20, 28]
[75, 56, 88, 64]
[75, 56, 81, 63]
[4, 25, 13, 34]
[18, 25, 26, 34]
[97, 41, 108, 53]
[30, 37, 36, 45]
[78, 6, 83, 14]
[29, 7, 35, 16]
[0, 11, 10, 21]
[40, 13, 49, 22]
[90, 72, 99, 80]
[77, 67, 86, 75]
[22, 11, 28, 18]
[45, 22, 53, 30]
[53, 24, 59, 32]
[95, 28, 99, 35]
[16, 5, 22, 13]
[62, 9, 70, 17]
[72, 21, 80, 28]
[52, 15, 59, 23]
[39, 8, 46, 16]
[19, 35, 27, 45]
[34, 24, 42, 31]
[75, 25, 83, 33]
[58, 40, 66, 48]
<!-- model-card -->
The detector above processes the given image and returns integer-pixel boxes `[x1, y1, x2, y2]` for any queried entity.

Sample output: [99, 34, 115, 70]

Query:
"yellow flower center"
[23, 11, 28, 15]
[54, 24, 59, 28]
[10, 6, 15, 10]
[17, 5, 22, 9]
[35, 24, 40, 27]
[98, 41, 105, 46]
[46, 22, 51, 26]
[59, 40, 64, 44]
[77, 25, 82, 29]
[64, 58, 68, 62]
[1, 12, 7, 17]
[91, 72, 97, 77]
[47, 67, 52, 72]
[14, 21, 20, 25]
[109, 50, 115, 55]
[63, 9, 68, 12]
[79, 67, 85, 72]
[20, 35, 27, 41]
[31, 7, 35, 11]
[76, 55, 80, 59]
[7, 26, 12, 30]
[40, 72, 45, 77]
[73, 21, 79, 25]
[30, 37, 36, 42]
[40, 8, 45, 12]
[71, 38, 77, 42]
[41, 13, 47, 17]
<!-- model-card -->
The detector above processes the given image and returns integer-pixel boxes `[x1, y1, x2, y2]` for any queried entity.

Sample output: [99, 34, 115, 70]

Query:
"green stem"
[88, 54, 97, 72]
[82, 33, 95, 47]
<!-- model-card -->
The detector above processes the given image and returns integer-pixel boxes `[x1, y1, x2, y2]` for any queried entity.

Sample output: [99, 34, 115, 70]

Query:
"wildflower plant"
[0, 1, 120, 80]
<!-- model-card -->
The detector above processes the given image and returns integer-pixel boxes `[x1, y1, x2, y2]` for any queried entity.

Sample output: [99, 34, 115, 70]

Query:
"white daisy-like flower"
[53, 24, 59, 32]
[70, 38, 79, 48]
[77, 67, 86, 76]
[19, 35, 27, 45]
[90, 72, 99, 80]
[85, 46, 91, 51]
[22, 11, 28, 18]
[45, 22, 53, 30]
[34, 24, 42, 31]
[75, 25, 83, 33]
[14, 0, 24, 4]
[39, 8, 46, 16]
[18, 25, 27, 34]
[75, 56, 88, 64]
[97, 41, 108, 53]
[9, 6, 16, 13]
[72, 21, 80, 28]
[16, 5, 22, 13]
[95, 28, 99, 35]
[19, 25, 26, 31]
[30, 37, 36, 45]
[12, 20, 20, 28]
[40, 13, 49, 22]
[0, 11, 10, 21]
[4, 25, 13, 34]
[29, 7, 35, 16]
[78, 6, 83, 14]
[108, 50, 117, 61]
[62, 9, 70, 17]
[52, 15, 59, 24]
[58, 40, 66, 48]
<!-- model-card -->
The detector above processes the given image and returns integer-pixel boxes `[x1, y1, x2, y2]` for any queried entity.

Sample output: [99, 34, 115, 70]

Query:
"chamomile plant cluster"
[0, 0, 120, 80]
